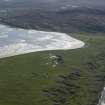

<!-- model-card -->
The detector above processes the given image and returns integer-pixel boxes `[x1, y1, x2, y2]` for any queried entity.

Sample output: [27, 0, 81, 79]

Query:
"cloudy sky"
[0, 0, 105, 9]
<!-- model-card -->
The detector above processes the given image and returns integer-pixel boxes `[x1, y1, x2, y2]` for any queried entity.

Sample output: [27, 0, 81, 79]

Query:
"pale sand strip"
[0, 24, 85, 58]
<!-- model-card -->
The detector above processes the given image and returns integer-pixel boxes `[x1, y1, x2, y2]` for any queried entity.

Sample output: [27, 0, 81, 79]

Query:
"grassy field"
[0, 33, 105, 105]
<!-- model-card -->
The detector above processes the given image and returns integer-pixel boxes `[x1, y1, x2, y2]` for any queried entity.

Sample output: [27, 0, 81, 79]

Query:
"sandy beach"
[0, 24, 85, 58]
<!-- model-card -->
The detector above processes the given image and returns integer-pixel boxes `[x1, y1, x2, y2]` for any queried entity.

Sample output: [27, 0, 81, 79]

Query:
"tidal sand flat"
[0, 24, 85, 58]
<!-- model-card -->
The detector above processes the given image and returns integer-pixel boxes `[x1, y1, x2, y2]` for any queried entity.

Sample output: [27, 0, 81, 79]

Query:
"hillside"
[0, 7, 105, 33]
[0, 33, 105, 105]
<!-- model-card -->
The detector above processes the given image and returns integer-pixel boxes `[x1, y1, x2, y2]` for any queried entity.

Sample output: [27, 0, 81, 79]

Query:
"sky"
[0, 0, 105, 10]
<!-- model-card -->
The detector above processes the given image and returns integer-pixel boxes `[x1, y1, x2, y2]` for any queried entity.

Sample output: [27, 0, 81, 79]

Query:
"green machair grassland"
[0, 33, 105, 105]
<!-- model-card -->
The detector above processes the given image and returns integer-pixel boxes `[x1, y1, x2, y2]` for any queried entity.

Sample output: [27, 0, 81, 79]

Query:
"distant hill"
[0, 7, 105, 33]
[0, 0, 105, 33]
